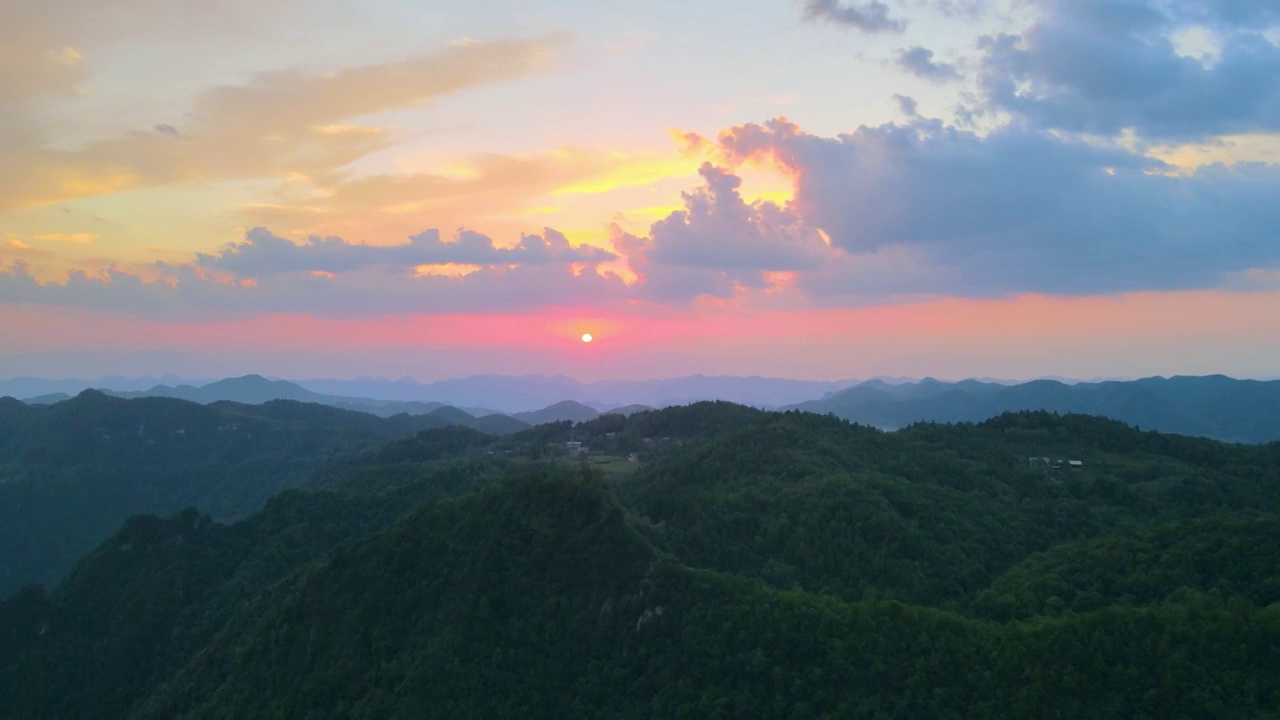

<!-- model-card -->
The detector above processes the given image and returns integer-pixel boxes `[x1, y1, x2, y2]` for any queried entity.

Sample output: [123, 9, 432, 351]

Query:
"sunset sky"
[3, 0, 1280, 381]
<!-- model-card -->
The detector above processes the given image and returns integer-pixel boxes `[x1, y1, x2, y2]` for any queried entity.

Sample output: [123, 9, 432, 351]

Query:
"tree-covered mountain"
[15, 376, 565, 431]
[0, 391, 454, 596]
[17, 393, 72, 405]
[469, 412, 533, 435]
[513, 399, 601, 424]
[792, 374, 1280, 443]
[103, 374, 458, 418]
[3, 403, 1280, 717]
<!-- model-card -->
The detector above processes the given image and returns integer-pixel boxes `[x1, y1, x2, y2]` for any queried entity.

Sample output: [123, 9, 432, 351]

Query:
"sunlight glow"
[413, 263, 484, 278]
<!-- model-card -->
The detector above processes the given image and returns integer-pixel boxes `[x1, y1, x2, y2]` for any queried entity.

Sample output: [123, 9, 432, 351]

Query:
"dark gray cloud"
[893, 93, 919, 116]
[895, 46, 961, 82]
[716, 117, 1280, 298]
[802, 0, 906, 33]
[978, 0, 1280, 140]
[196, 226, 616, 277]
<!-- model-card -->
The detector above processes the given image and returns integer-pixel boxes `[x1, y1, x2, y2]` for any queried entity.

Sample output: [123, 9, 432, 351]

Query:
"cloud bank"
[197, 227, 615, 277]
[5, 0, 1280, 320]
[716, 117, 1280, 299]
[8, 110, 1279, 318]
[0, 36, 563, 211]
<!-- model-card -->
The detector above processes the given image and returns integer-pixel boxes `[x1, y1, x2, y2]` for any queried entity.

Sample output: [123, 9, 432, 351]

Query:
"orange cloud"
[235, 147, 694, 248]
[550, 154, 700, 195]
[1149, 133, 1280, 172]
[413, 263, 484, 278]
[0, 37, 565, 211]
[33, 232, 96, 244]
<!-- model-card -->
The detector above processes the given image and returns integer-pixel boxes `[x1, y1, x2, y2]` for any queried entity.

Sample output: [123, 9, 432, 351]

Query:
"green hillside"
[0, 391, 452, 595]
[3, 403, 1279, 718]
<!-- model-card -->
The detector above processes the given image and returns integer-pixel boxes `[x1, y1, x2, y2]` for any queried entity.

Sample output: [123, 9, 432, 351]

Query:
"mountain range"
[5, 403, 1280, 717]
[2, 373, 857, 413]
[790, 374, 1280, 444]
[8, 372, 1280, 443]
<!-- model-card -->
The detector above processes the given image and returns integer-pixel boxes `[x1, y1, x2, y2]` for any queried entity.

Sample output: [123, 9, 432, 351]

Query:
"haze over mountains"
[1, 374, 856, 414]
[6, 373, 1280, 443]
[791, 375, 1280, 444]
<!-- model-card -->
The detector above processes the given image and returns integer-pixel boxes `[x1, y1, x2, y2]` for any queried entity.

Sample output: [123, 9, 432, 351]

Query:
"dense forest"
[2, 401, 1279, 717]
[0, 391, 455, 595]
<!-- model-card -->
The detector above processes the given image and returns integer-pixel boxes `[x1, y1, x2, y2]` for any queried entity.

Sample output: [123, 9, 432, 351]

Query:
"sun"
[580, 332, 593, 343]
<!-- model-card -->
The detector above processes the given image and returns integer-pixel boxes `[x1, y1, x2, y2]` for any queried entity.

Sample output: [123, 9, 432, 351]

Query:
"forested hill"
[0, 390, 453, 596]
[791, 374, 1280, 443]
[3, 403, 1280, 717]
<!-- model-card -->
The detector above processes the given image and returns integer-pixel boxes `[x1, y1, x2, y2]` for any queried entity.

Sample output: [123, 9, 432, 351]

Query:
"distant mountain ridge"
[5, 373, 859, 416]
[293, 373, 859, 410]
[513, 400, 600, 425]
[7, 373, 1280, 442]
[0, 375, 212, 399]
[790, 374, 1280, 444]
[2, 377, 535, 436]
[111, 375, 335, 405]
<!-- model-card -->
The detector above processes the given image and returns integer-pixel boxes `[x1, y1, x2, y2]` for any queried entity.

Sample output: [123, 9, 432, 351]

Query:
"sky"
[2, 0, 1279, 382]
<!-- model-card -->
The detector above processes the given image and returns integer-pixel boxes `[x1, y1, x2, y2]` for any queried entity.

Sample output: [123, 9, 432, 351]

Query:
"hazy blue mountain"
[14, 373, 1279, 443]
[7, 376, 626, 438]
[294, 373, 859, 412]
[91, 375, 447, 419]
[467, 413, 532, 435]
[1, 375, 205, 400]
[12, 372, 864, 415]
[19, 393, 71, 405]
[426, 406, 476, 425]
[792, 375, 1280, 443]
[291, 375, 449, 401]
[330, 399, 447, 416]
[583, 374, 858, 408]
[296, 373, 591, 410]
[115, 375, 326, 404]
[513, 400, 600, 424]
[602, 404, 656, 416]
